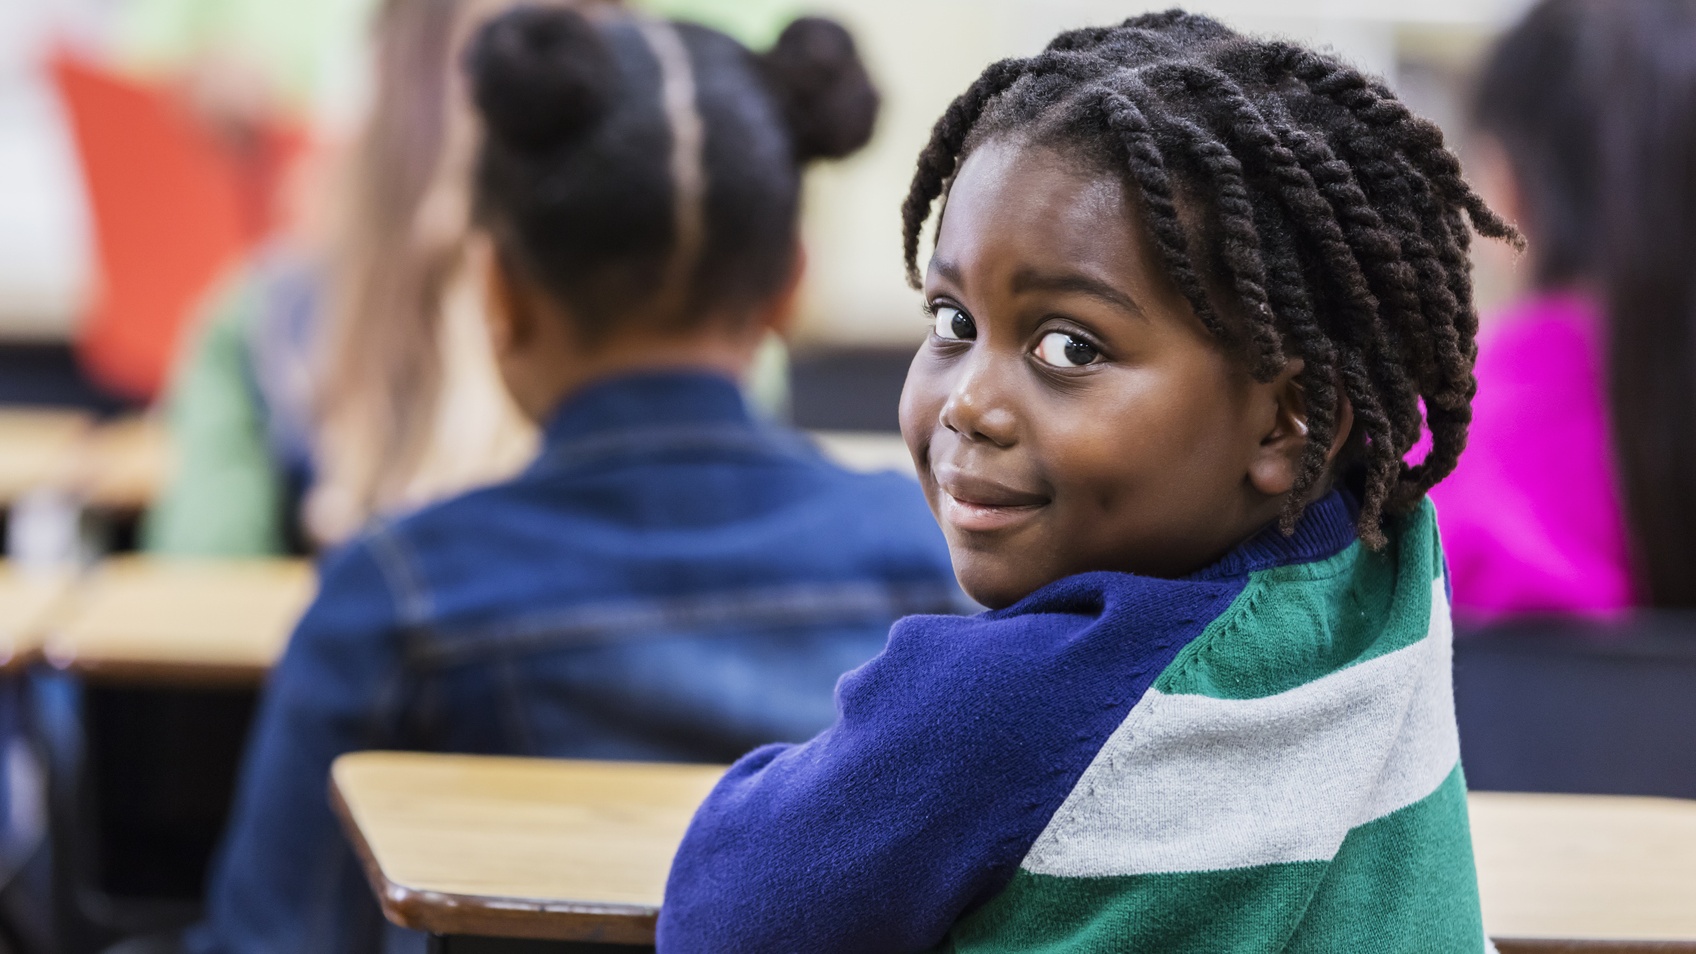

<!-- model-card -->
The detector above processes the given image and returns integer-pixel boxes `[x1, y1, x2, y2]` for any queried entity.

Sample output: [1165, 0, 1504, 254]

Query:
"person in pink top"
[1433, 0, 1696, 617]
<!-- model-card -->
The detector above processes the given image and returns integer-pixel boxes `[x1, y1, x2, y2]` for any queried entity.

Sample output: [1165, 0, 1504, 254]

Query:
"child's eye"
[932, 305, 976, 341]
[1034, 331, 1099, 368]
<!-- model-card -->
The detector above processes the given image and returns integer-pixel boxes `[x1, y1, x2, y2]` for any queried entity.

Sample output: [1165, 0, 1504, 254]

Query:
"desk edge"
[328, 766, 661, 944]
[44, 655, 271, 686]
[1493, 939, 1696, 954]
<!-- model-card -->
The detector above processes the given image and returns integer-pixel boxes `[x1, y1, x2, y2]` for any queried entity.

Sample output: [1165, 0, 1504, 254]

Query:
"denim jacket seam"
[525, 424, 822, 480]
[363, 522, 435, 627]
[405, 579, 964, 667]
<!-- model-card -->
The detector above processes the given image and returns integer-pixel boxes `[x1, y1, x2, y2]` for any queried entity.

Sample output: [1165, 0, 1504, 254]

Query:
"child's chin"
[954, 560, 1045, 612]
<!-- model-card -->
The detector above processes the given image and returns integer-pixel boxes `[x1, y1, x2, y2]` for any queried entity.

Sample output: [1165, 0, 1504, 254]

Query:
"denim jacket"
[184, 372, 961, 954]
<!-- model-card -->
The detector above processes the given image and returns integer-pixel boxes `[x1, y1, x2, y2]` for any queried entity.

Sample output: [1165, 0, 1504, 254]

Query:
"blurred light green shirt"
[638, 0, 803, 46]
[115, 0, 374, 124]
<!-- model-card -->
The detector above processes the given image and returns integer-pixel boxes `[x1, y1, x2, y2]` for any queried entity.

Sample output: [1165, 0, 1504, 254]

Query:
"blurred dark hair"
[463, 7, 878, 340]
[1475, 0, 1696, 607]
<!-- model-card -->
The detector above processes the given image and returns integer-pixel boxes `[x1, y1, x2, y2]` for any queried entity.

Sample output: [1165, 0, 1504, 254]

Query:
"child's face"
[900, 138, 1304, 609]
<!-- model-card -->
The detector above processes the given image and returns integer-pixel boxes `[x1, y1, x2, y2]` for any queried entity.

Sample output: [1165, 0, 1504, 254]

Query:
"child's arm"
[656, 598, 1189, 954]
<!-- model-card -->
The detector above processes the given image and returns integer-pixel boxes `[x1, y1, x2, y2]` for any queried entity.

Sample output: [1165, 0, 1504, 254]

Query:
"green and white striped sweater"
[659, 492, 1489, 954]
[948, 500, 1483, 952]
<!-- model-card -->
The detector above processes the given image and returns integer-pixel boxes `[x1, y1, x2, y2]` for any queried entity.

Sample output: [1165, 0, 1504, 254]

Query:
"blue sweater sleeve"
[188, 537, 408, 954]
[656, 573, 1239, 953]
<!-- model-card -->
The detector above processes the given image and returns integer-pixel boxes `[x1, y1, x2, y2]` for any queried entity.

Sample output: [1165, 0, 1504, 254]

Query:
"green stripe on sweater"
[942, 767, 1481, 954]
[1158, 500, 1443, 701]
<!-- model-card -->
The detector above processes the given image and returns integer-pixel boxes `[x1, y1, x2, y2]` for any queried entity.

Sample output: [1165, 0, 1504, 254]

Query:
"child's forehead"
[929, 137, 1220, 335]
[935, 138, 1151, 275]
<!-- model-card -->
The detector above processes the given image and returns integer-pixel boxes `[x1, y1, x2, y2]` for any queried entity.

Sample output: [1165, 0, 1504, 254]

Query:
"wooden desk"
[0, 564, 73, 671]
[1474, 792, 1696, 953]
[43, 557, 315, 683]
[0, 408, 92, 505]
[332, 752, 725, 952]
[0, 410, 168, 516]
[76, 414, 169, 512]
[336, 755, 1696, 953]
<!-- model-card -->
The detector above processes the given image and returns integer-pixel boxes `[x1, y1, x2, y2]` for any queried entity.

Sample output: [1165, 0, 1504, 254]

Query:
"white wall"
[0, 0, 113, 340]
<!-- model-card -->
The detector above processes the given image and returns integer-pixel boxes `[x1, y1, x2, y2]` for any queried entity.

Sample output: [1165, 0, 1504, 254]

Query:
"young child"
[658, 11, 1519, 953]
[180, 8, 959, 953]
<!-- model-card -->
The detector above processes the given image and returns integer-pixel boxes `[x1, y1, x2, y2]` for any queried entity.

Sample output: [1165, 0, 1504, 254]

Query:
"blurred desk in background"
[0, 409, 167, 560]
[0, 563, 72, 671]
[43, 556, 312, 683]
[76, 414, 169, 514]
[1475, 792, 1696, 952]
[0, 408, 92, 506]
[333, 753, 725, 952]
[36, 556, 315, 949]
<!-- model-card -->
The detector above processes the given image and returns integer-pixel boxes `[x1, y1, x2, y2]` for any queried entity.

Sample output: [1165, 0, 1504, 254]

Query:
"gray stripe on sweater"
[1021, 578, 1460, 878]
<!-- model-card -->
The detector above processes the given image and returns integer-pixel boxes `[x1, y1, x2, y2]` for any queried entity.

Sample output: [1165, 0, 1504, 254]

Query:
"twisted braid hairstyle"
[901, 11, 1520, 547]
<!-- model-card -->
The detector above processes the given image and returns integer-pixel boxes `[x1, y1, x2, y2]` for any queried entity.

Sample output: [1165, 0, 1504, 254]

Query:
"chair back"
[1455, 612, 1696, 799]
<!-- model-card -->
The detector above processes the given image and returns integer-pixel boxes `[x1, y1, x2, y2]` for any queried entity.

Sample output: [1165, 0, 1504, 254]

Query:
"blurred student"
[143, 0, 543, 555]
[146, 0, 795, 555]
[180, 7, 957, 952]
[1433, 0, 1696, 616]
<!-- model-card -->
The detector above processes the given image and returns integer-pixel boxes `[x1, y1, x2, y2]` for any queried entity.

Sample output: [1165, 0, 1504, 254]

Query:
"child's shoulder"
[1155, 497, 1447, 702]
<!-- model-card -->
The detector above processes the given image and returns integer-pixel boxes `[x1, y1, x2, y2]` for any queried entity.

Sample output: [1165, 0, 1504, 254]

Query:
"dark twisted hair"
[900, 11, 1520, 547]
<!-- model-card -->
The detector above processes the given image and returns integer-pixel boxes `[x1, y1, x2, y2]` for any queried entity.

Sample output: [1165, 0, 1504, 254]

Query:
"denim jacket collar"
[526, 371, 787, 480]
[540, 370, 752, 447]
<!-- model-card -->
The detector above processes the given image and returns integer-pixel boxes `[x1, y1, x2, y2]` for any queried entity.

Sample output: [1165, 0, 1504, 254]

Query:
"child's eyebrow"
[1010, 266, 1146, 320]
[930, 258, 967, 288]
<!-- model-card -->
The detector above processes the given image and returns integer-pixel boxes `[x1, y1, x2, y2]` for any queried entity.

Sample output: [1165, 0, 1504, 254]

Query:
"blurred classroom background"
[1, 0, 1534, 421]
[4, 0, 1696, 952]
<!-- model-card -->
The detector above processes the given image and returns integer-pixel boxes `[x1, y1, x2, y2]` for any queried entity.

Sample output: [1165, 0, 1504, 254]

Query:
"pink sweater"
[1430, 292, 1636, 619]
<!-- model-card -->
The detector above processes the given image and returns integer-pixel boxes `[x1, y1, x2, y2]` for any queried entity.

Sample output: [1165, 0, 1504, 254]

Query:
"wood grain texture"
[0, 564, 73, 670]
[1474, 792, 1696, 948]
[43, 557, 314, 683]
[331, 753, 725, 943]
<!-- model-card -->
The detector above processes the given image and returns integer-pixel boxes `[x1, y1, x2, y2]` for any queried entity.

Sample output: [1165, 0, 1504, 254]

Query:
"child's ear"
[1248, 362, 1356, 499]
[1248, 359, 1310, 498]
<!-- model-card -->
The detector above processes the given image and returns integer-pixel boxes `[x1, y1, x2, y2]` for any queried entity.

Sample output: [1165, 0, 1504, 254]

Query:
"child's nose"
[939, 352, 1018, 448]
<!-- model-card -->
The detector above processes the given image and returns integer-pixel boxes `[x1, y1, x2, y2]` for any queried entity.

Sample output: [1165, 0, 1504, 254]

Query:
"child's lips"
[934, 469, 1049, 533]
[941, 493, 1046, 533]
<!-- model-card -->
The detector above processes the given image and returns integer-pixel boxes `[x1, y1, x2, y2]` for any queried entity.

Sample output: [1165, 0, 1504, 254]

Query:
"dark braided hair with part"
[901, 10, 1521, 547]
[464, 6, 880, 341]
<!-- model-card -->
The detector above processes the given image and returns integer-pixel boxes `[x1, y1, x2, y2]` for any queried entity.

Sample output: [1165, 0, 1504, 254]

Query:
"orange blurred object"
[50, 54, 304, 401]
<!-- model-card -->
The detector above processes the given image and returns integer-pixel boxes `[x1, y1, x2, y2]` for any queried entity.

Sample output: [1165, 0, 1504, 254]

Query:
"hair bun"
[760, 17, 880, 162]
[465, 6, 614, 154]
